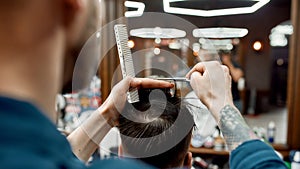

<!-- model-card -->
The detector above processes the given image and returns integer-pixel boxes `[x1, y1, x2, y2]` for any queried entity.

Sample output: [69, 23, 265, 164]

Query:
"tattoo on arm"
[219, 105, 259, 152]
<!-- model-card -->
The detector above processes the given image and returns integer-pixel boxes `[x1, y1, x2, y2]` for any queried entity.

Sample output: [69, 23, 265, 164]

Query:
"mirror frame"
[287, 0, 300, 151]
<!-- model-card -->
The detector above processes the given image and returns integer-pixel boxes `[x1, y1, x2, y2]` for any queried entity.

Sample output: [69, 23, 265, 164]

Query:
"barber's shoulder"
[89, 158, 156, 169]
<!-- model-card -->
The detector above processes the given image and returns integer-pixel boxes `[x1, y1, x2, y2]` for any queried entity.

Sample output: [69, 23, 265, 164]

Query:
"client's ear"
[184, 152, 193, 169]
[118, 145, 123, 158]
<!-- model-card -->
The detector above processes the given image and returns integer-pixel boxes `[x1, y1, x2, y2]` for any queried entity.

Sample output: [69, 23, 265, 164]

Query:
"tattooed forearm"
[219, 105, 259, 152]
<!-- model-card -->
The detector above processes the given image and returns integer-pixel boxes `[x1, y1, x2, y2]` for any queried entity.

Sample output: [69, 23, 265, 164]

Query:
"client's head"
[118, 88, 194, 169]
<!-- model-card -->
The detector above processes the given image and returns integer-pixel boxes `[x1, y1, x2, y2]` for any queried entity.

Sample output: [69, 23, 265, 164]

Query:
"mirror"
[125, 0, 291, 146]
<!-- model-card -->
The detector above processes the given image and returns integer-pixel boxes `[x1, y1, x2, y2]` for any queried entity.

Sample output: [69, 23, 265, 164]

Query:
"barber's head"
[118, 89, 194, 169]
[62, 0, 101, 93]
[0, 0, 101, 118]
[0, 0, 100, 92]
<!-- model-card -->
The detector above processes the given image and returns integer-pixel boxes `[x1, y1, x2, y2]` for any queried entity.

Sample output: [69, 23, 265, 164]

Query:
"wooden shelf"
[189, 146, 229, 156]
[189, 143, 290, 159]
[272, 143, 290, 159]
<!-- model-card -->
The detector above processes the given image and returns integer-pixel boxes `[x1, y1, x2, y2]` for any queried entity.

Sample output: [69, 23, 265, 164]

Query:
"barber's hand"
[101, 77, 174, 126]
[186, 61, 234, 122]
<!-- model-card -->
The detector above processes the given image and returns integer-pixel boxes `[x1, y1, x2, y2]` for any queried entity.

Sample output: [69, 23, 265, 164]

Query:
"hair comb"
[114, 24, 139, 103]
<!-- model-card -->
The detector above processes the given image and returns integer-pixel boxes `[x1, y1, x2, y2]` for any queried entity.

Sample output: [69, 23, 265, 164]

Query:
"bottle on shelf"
[267, 121, 276, 143]
[291, 151, 300, 169]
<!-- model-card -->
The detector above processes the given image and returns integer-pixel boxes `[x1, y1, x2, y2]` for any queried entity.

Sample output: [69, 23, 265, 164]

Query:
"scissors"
[155, 77, 190, 83]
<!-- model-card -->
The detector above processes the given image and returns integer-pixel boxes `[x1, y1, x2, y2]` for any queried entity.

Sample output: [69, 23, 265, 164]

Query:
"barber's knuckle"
[228, 74, 232, 80]
[212, 61, 220, 66]
[195, 62, 203, 68]
[223, 66, 229, 72]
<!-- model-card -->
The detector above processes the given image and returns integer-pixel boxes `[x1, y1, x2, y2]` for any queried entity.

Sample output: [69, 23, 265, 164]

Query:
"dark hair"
[118, 88, 194, 169]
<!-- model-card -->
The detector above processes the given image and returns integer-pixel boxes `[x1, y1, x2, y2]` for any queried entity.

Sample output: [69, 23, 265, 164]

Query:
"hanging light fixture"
[163, 0, 270, 17]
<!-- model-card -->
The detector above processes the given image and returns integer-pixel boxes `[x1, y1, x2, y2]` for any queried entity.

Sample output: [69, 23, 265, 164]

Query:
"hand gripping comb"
[114, 24, 139, 103]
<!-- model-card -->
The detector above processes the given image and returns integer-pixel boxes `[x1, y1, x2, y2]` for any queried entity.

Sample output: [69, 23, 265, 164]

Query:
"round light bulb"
[155, 38, 161, 44]
[154, 47, 161, 55]
[253, 41, 262, 51]
[127, 40, 135, 49]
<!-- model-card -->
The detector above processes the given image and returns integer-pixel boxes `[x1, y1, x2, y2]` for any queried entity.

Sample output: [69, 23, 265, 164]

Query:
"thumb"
[190, 71, 203, 81]
[190, 72, 203, 89]
[113, 77, 133, 94]
[130, 78, 142, 88]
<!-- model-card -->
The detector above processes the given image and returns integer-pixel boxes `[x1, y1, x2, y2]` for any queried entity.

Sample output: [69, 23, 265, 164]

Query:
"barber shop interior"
[1, 0, 300, 169]
[57, 0, 299, 168]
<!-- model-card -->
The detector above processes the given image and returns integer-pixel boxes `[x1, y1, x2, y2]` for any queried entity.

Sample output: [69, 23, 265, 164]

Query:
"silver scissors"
[155, 77, 190, 83]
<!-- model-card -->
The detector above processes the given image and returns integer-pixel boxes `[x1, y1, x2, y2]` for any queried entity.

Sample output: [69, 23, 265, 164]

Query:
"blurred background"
[56, 0, 300, 168]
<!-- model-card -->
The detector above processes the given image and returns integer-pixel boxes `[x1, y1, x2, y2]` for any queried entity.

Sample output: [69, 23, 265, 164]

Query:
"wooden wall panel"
[287, 0, 300, 150]
[99, 0, 125, 100]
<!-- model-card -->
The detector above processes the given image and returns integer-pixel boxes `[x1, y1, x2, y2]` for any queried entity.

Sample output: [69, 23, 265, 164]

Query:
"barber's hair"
[118, 88, 194, 169]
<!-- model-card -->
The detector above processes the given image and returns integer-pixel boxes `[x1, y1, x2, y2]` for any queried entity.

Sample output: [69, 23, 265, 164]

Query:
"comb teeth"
[114, 24, 139, 103]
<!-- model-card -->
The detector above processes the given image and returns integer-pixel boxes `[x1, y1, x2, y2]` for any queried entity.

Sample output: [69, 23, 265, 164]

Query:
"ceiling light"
[201, 43, 233, 50]
[200, 39, 232, 45]
[96, 32, 101, 38]
[199, 38, 206, 44]
[127, 40, 135, 48]
[226, 44, 233, 50]
[193, 43, 200, 52]
[277, 58, 284, 66]
[253, 41, 262, 51]
[270, 34, 288, 47]
[124, 1, 145, 17]
[130, 28, 186, 39]
[269, 24, 293, 47]
[153, 27, 163, 36]
[168, 41, 182, 49]
[232, 38, 240, 45]
[193, 27, 248, 38]
[163, 0, 270, 17]
[154, 48, 161, 55]
[271, 25, 293, 35]
[155, 38, 162, 44]
[199, 39, 234, 50]
[169, 0, 186, 2]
